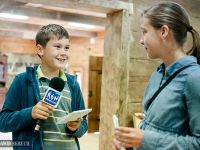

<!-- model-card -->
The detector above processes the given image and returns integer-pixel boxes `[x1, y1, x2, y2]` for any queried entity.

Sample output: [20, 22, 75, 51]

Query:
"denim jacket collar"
[157, 56, 197, 77]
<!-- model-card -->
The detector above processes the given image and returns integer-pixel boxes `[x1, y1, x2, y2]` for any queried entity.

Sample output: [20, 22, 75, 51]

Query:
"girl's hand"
[115, 127, 144, 148]
[112, 138, 121, 150]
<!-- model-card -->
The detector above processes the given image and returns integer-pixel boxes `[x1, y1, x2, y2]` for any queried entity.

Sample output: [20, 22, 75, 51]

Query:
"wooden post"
[99, 9, 130, 150]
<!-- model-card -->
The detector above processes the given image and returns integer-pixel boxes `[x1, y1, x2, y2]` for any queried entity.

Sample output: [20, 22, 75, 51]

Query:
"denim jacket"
[139, 56, 200, 150]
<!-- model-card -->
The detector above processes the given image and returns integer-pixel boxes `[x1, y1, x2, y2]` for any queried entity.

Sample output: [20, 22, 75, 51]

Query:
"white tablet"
[56, 108, 92, 124]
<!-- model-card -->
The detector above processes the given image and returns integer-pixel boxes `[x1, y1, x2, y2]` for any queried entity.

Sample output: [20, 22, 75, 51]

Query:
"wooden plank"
[88, 57, 103, 132]
[0, 30, 24, 39]
[129, 75, 149, 82]
[99, 10, 130, 150]
[129, 32, 148, 59]
[15, 0, 133, 14]
[129, 58, 160, 76]
[89, 56, 103, 71]
[0, 37, 35, 54]
[128, 81, 148, 103]
[0, 20, 97, 38]
[1, 5, 105, 27]
[126, 102, 143, 127]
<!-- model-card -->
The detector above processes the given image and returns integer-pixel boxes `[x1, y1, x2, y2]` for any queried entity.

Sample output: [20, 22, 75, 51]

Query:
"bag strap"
[146, 65, 191, 110]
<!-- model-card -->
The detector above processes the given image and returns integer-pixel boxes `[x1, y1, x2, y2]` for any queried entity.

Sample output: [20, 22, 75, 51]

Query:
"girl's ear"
[160, 25, 170, 39]
[36, 44, 44, 57]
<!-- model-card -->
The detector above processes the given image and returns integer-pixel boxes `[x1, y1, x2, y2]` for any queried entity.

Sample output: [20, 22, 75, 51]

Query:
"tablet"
[56, 108, 92, 124]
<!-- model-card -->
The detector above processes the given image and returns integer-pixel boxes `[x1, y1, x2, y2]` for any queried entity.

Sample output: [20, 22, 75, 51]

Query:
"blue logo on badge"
[43, 88, 62, 107]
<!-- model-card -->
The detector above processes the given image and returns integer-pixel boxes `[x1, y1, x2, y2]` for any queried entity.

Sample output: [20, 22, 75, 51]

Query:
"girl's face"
[140, 17, 163, 59]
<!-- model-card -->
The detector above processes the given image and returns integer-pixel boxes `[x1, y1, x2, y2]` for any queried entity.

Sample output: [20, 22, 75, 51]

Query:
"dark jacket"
[0, 66, 88, 150]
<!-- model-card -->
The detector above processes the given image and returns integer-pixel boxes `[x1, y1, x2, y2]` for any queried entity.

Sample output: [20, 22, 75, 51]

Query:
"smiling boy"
[0, 24, 87, 150]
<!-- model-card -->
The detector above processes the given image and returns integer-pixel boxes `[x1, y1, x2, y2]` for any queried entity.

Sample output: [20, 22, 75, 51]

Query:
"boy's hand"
[66, 118, 82, 131]
[32, 101, 54, 120]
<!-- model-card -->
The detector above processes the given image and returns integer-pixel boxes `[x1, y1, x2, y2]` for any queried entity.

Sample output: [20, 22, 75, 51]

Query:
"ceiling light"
[0, 13, 29, 20]
[68, 22, 95, 29]
[90, 38, 96, 44]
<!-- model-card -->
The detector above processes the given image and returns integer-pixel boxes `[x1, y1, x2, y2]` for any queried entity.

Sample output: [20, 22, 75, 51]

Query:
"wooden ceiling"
[0, 0, 107, 39]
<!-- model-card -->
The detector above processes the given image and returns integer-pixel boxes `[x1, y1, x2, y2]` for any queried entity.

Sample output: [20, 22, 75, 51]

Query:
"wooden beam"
[0, 30, 24, 39]
[0, 20, 40, 32]
[100, 10, 130, 150]
[0, 0, 25, 10]
[0, 20, 97, 38]
[14, 0, 133, 14]
[0, 37, 36, 54]
[41, 6, 106, 18]
[1, 5, 105, 27]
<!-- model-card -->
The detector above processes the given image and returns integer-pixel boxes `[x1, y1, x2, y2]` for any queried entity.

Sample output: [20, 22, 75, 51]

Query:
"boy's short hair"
[35, 24, 69, 47]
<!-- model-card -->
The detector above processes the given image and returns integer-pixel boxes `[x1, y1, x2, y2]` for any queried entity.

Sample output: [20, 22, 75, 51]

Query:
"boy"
[0, 24, 88, 150]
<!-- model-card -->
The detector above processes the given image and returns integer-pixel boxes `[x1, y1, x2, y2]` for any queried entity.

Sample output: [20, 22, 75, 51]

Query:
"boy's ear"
[36, 44, 44, 57]
[160, 25, 169, 39]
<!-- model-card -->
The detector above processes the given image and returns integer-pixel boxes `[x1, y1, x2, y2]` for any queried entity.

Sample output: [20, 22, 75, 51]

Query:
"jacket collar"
[26, 65, 67, 82]
[36, 65, 67, 81]
[157, 56, 197, 77]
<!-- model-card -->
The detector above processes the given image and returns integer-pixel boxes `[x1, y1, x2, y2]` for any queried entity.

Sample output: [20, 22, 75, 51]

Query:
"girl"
[113, 2, 200, 150]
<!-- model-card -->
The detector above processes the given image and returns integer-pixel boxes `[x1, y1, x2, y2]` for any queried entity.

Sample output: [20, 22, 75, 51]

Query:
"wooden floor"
[0, 132, 99, 150]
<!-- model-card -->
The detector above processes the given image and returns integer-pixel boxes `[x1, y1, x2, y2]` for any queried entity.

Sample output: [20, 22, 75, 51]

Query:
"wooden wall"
[125, 0, 200, 127]
[0, 34, 104, 108]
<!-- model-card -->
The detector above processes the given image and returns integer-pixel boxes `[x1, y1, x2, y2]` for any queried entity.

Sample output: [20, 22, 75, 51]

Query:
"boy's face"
[37, 37, 70, 70]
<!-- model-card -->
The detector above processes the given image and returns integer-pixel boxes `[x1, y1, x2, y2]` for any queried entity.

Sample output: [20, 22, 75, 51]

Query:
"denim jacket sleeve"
[0, 75, 35, 132]
[139, 70, 200, 150]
